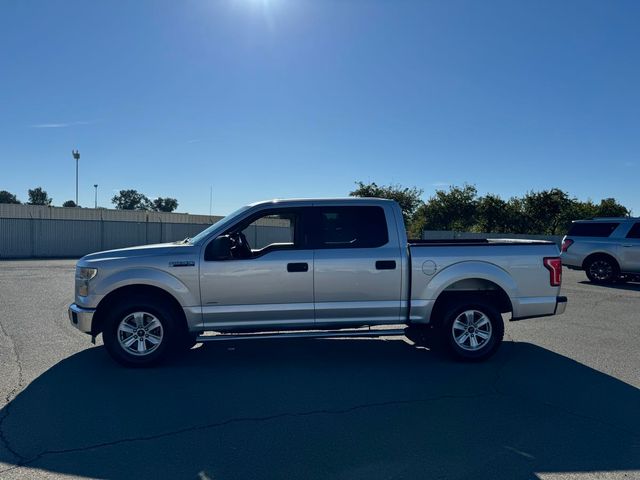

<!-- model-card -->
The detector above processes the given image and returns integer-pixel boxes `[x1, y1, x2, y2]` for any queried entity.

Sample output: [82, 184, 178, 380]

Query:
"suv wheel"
[585, 256, 619, 284]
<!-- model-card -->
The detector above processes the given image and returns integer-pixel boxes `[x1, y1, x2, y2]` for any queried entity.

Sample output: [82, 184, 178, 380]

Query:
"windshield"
[189, 205, 251, 244]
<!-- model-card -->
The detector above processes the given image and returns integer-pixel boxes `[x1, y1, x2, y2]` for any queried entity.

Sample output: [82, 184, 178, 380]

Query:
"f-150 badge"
[169, 260, 195, 267]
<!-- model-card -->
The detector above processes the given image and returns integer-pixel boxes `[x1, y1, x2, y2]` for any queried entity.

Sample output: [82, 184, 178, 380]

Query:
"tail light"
[561, 238, 574, 253]
[544, 257, 562, 286]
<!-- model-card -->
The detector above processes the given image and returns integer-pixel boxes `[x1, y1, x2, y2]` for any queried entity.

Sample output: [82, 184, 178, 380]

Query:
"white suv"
[561, 218, 640, 284]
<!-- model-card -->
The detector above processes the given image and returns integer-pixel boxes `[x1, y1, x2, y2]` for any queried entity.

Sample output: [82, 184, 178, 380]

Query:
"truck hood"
[79, 242, 196, 265]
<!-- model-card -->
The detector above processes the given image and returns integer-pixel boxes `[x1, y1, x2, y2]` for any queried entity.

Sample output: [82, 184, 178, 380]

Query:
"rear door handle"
[375, 260, 396, 270]
[287, 262, 309, 272]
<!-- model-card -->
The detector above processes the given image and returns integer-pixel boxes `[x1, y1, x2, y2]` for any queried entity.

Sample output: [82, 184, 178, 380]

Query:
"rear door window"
[313, 206, 388, 249]
[567, 222, 619, 237]
[626, 223, 640, 239]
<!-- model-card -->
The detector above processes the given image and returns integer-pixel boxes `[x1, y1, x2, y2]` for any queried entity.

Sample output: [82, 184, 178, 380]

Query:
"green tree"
[351, 181, 631, 238]
[111, 189, 151, 210]
[555, 199, 596, 234]
[152, 197, 178, 212]
[350, 181, 423, 226]
[418, 184, 479, 232]
[0, 190, 21, 204]
[520, 188, 572, 235]
[27, 187, 52, 206]
[554, 198, 628, 234]
[595, 198, 629, 218]
[475, 194, 511, 233]
[570, 200, 598, 220]
[62, 200, 78, 208]
[499, 197, 532, 234]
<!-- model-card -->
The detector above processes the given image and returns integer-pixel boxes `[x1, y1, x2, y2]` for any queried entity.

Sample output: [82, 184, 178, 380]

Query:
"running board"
[196, 328, 406, 343]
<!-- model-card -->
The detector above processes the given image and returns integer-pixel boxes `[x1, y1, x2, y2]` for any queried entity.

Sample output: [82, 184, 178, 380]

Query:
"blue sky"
[1, 0, 638, 215]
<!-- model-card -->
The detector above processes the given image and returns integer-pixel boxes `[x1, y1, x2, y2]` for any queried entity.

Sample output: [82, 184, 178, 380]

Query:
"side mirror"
[205, 235, 232, 261]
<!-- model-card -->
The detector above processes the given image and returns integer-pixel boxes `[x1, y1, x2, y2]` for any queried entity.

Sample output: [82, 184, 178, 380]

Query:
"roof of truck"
[247, 197, 396, 207]
[573, 217, 638, 222]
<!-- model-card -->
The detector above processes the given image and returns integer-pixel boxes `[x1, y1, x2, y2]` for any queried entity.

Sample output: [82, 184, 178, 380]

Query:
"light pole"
[72, 150, 80, 205]
[94, 184, 98, 208]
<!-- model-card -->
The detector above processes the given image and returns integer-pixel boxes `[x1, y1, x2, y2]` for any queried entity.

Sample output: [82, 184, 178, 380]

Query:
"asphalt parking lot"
[0, 260, 638, 480]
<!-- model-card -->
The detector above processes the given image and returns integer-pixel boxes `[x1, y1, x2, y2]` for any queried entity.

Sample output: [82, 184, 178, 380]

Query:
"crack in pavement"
[1, 335, 638, 475]
[0, 390, 496, 473]
[0, 316, 27, 464]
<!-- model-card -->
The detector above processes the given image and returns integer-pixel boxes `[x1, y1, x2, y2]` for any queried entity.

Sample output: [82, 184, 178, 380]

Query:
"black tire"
[102, 296, 179, 367]
[584, 255, 619, 284]
[440, 301, 504, 361]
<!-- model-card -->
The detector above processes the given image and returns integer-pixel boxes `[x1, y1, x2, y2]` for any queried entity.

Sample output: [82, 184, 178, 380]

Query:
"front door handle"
[375, 260, 396, 270]
[287, 262, 309, 272]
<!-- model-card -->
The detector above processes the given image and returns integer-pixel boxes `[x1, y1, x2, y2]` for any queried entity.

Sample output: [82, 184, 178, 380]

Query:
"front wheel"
[103, 297, 178, 367]
[441, 301, 504, 361]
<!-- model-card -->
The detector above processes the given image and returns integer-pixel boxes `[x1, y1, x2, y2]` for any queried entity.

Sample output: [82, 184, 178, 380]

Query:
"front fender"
[91, 267, 199, 308]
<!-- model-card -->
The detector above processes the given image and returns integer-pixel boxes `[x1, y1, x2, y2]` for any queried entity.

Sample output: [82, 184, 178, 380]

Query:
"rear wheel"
[103, 297, 179, 367]
[441, 301, 504, 361]
[585, 256, 619, 284]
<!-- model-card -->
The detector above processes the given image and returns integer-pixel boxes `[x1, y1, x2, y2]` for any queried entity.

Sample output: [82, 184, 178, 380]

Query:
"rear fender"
[413, 261, 517, 322]
[581, 251, 622, 270]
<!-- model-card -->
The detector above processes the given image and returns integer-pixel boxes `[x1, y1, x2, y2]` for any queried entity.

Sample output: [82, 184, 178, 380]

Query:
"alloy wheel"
[589, 260, 613, 281]
[451, 310, 493, 351]
[117, 311, 164, 356]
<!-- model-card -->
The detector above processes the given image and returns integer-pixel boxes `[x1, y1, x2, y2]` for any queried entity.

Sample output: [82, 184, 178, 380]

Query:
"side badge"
[169, 260, 195, 267]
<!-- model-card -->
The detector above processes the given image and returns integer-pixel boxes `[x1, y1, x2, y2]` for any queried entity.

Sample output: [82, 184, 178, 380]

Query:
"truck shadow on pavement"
[0, 339, 638, 480]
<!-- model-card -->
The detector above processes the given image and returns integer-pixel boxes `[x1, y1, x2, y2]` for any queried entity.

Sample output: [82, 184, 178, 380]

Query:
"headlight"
[77, 267, 98, 280]
[76, 267, 97, 296]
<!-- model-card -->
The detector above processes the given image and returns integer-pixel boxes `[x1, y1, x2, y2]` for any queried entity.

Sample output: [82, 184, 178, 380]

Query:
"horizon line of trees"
[350, 181, 631, 237]
[0, 187, 179, 212]
[2, 183, 631, 232]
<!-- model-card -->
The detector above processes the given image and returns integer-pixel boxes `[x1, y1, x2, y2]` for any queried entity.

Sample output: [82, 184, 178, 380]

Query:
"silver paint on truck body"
[70, 198, 564, 335]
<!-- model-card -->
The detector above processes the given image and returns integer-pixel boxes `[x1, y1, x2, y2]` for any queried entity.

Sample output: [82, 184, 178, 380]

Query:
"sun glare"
[241, 0, 277, 8]
[231, 0, 283, 31]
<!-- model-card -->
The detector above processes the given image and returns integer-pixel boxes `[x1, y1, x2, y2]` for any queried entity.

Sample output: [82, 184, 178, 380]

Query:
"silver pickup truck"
[69, 198, 566, 366]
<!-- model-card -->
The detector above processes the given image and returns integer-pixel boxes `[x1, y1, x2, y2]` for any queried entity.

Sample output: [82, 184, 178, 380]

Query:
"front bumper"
[68, 304, 95, 334]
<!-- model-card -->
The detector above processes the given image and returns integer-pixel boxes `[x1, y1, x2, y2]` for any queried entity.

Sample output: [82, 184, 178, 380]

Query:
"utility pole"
[94, 184, 98, 208]
[72, 150, 80, 205]
[209, 185, 213, 216]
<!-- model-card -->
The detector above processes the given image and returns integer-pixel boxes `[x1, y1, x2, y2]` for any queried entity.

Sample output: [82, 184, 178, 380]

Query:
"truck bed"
[408, 238, 555, 246]
[406, 238, 561, 322]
